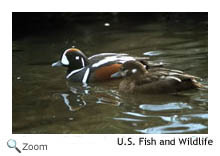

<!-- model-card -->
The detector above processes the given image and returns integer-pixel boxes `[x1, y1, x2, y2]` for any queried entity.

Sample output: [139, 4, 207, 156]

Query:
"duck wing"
[134, 69, 203, 93]
[148, 68, 201, 80]
[89, 53, 149, 68]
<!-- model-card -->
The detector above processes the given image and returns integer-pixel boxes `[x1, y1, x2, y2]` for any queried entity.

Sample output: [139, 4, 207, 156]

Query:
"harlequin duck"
[111, 60, 204, 94]
[52, 48, 154, 83]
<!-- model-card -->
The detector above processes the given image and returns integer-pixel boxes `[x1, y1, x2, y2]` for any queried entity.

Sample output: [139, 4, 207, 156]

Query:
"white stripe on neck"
[66, 67, 85, 79]
[82, 68, 90, 83]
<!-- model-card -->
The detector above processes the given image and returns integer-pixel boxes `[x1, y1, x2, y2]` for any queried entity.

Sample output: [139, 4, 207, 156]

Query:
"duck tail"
[192, 79, 206, 89]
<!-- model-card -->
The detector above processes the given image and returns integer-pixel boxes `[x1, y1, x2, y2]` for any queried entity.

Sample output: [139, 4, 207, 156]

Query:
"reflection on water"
[139, 102, 192, 111]
[138, 114, 207, 134]
[12, 18, 208, 134]
[143, 51, 163, 56]
[136, 123, 207, 134]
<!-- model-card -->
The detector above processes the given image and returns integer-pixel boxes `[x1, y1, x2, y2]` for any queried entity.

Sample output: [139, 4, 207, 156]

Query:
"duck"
[52, 48, 161, 83]
[111, 60, 204, 94]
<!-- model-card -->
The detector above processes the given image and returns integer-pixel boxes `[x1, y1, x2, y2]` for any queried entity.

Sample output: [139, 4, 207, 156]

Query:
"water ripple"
[139, 102, 192, 111]
[123, 112, 148, 118]
[113, 118, 144, 122]
[136, 122, 207, 134]
[143, 51, 162, 56]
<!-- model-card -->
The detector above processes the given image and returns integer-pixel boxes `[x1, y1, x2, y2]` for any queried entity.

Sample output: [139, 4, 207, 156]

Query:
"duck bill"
[52, 60, 63, 67]
[111, 71, 123, 78]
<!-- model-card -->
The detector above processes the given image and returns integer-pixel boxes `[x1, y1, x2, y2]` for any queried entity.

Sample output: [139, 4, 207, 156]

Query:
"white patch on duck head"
[61, 54, 69, 65]
[121, 69, 129, 76]
[75, 56, 80, 60]
[132, 68, 137, 74]
[61, 49, 71, 65]
[75, 56, 85, 67]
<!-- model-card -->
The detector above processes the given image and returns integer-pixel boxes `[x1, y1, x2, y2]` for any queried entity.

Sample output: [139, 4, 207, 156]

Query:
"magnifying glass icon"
[7, 139, 21, 153]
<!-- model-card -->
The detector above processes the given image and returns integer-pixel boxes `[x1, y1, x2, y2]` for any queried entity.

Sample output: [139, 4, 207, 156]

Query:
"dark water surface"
[12, 19, 208, 134]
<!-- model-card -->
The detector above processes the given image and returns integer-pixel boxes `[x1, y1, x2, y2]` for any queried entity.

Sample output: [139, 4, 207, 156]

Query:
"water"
[12, 18, 208, 134]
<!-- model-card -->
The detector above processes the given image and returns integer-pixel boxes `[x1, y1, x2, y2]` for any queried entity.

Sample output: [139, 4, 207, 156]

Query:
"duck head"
[52, 48, 89, 74]
[111, 60, 147, 78]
